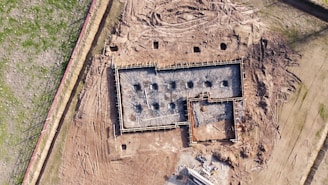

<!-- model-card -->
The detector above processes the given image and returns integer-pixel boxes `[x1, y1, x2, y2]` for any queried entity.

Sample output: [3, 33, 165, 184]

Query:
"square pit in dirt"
[114, 60, 244, 143]
[187, 94, 244, 143]
[191, 100, 234, 141]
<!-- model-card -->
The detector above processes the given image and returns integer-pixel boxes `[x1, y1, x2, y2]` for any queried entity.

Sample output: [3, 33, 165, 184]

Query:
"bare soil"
[312, 145, 328, 185]
[246, 28, 328, 185]
[193, 120, 234, 141]
[38, 0, 328, 185]
[51, 56, 184, 185]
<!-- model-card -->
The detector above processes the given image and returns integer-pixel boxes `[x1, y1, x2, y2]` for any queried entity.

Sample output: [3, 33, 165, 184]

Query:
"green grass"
[315, 127, 324, 138]
[302, 88, 308, 102]
[0, 123, 8, 157]
[296, 84, 309, 108]
[0, 0, 89, 108]
[319, 103, 328, 121]
[0, 58, 19, 156]
[46, 0, 78, 11]
[0, 0, 92, 184]
[285, 27, 300, 42]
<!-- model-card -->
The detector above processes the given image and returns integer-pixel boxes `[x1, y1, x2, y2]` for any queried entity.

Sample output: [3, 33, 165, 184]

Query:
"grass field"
[0, 0, 92, 184]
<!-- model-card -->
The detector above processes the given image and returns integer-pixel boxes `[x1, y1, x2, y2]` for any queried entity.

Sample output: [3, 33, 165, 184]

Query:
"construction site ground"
[247, 21, 328, 185]
[38, 0, 328, 185]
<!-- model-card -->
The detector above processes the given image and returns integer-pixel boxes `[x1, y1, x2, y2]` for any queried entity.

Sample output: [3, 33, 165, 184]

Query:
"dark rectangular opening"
[121, 144, 127, 150]
[193, 46, 201, 53]
[153, 41, 159, 49]
[110, 45, 119, 51]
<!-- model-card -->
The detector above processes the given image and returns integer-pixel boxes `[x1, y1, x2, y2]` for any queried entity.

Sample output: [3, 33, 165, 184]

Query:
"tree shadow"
[106, 67, 120, 136]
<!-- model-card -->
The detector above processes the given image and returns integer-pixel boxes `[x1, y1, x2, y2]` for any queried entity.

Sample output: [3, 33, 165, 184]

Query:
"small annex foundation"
[187, 92, 243, 143]
[113, 59, 245, 144]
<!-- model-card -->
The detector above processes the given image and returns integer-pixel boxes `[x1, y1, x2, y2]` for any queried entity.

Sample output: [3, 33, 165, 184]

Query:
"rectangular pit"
[114, 60, 244, 142]
[191, 100, 235, 141]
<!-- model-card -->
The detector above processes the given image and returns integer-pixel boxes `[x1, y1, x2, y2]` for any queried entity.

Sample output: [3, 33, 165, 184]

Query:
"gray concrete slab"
[118, 64, 242, 128]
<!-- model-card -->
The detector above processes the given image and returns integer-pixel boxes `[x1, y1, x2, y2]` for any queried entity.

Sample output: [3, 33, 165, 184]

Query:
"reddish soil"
[38, 1, 328, 185]
[59, 57, 185, 184]
[193, 120, 234, 141]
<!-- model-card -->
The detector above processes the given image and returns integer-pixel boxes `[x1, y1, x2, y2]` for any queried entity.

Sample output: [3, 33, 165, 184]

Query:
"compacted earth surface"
[22, 0, 328, 185]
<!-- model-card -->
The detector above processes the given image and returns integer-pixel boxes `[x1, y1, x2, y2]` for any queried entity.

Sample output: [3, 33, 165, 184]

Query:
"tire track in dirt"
[284, 47, 328, 180]
[60, 57, 113, 184]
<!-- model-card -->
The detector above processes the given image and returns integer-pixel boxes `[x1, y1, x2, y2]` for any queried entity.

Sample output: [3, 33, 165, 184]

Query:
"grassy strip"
[0, 0, 93, 184]
[258, 2, 327, 47]
[319, 103, 328, 121]
[20, 0, 110, 184]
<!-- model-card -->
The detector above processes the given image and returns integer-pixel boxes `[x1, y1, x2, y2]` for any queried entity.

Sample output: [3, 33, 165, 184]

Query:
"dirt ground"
[312, 138, 328, 185]
[38, 0, 328, 185]
[40, 56, 185, 185]
[246, 28, 328, 185]
[193, 120, 234, 141]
